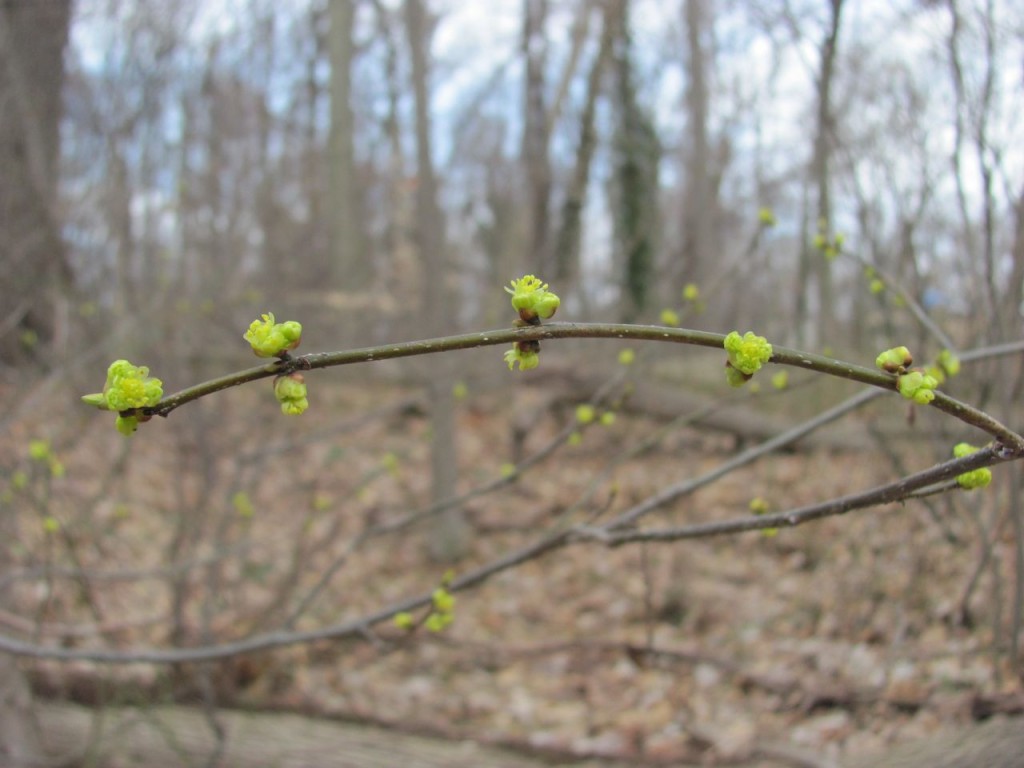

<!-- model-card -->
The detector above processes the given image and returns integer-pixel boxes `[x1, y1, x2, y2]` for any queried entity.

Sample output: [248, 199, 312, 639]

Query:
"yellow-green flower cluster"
[425, 587, 456, 632]
[82, 359, 164, 436]
[243, 312, 303, 358]
[875, 345, 940, 404]
[505, 274, 560, 324]
[273, 373, 309, 415]
[393, 573, 457, 633]
[504, 340, 540, 371]
[953, 443, 992, 490]
[724, 331, 773, 387]
[27, 439, 64, 478]
[897, 370, 939, 404]
[813, 219, 845, 260]
[503, 275, 559, 373]
[926, 349, 961, 385]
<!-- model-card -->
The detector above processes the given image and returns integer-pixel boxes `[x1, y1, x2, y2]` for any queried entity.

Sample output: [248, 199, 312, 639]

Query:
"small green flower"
[381, 452, 400, 475]
[875, 346, 913, 374]
[504, 340, 540, 371]
[749, 497, 777, 537]
[233, 491, 255, 518]
[273, 373, 309, 415]
[758, 207, 776, 227]
[897, 370, 938, 405]
[937, 349, 960, 378]
[505, 275, 560, 324]
[28, 440, 50, 462]
[682, 283, 700, 302]
[425, 612, 454, 632]
[600, 411, 616, 426]
[724, 331, 773, 377]
[83, 360, 163, 435]
[104, 360, 164, 411]
[618, 348, 635, 366]
[432, 587, 455, 614]
[576, 404, 596, 424]
[953, 443, 992, 490]
[869, 278, 885, 294]
[749, 497, 769, 515]
[660, 308, 680, 327]
[393, 612, 415, 630]
[115, 415, 139, 436]
[771, 371, 789, 390]
[244, 312, 303, 357]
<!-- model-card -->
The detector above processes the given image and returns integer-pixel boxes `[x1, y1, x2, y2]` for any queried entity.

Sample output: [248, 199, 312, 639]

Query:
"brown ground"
[4, 364, 1021, 766]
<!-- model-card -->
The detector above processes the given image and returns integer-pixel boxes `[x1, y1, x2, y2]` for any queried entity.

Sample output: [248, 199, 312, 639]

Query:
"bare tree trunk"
[0, 1, 70, 761]
[521, 0, 553, 275]
[0, 0, 72, 365]
[810, 0, 843, 345]
[613, 0, 659, 322]
[681, 0, 714, 292]
[329, 0, 369, 292]
[405, 0, 469, 560]
[553, 1, 612, 297]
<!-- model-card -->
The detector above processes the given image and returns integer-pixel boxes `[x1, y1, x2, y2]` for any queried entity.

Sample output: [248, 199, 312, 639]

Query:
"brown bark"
[681, 0, 715, 291]
[0, 0, 73, 364]
[328, 0, 369, 291]
[521, 0, 552, 275]
[405, 0, 469, 560]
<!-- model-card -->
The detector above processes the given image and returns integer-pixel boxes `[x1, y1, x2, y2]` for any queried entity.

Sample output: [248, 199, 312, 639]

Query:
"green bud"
[504, 341, 541, 371]
[952, 443, 992, 490]
[274, 373, 309, 415]
[81, 393, 107, 409]
[875, 346, 913, 374]
[660, 308, 680, 327]
[576, 404, 596, 424]
[897, 370, 938, 404]
[937, 349, 960, 377]
[28, 440, 50, 462]
[424, 612, 453, 632]
[432, 588, 455, 614]
[115, 415, 139, 436]
[725, 364, 751, 388]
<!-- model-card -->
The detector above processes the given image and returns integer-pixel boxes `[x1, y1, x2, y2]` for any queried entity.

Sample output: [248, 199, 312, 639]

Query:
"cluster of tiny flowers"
[953, 443, 992, 490]
[504, 275, 560, 325]
[503, 275, 559, 372]
[813, 219, 845, 260]
[393, 572, 457, 633]
[273, 373, 309, 415]
[81, 359, 164, 436]
[243, 313, 303, 358]
[875, 346, 939, 405]
[897, 371, 939, 404]
[504, 340, 541, 371]
[724, 331, 773, 387]
[926, 349, 961, 385]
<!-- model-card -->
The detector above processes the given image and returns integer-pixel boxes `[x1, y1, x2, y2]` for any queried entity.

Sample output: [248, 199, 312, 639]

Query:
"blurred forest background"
[1, 0, 1023, 766]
